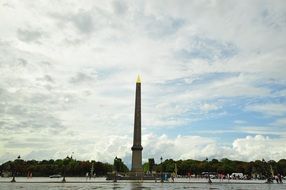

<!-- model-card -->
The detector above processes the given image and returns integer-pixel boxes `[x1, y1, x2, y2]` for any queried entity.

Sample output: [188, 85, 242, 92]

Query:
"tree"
[113, 157, 129, 173]
[148, 158, 155, 173]
[277, 159, 286, 175]
[143, 162, 149, 173]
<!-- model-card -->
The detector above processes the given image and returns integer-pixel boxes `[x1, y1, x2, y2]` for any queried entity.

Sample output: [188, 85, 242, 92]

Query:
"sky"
[0, 0, 286, 166]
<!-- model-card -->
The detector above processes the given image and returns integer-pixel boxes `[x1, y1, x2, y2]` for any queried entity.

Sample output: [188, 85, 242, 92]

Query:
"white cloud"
[233, 126, 286, 139]
[143, 134, 286, 163]
[142, 134, 221, 161]
[0, 0, 286, 164]
[246, 103, 286, 116]
[232, 135, 286, 161]
[272, 118, 286, 127]
[200, 103, 219, 112]
[2, 133, 285, 165]
[234, 120, 247, 124]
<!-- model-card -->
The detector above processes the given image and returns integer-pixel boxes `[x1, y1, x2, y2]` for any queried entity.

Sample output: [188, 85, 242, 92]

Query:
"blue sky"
[0, 0, 286, 165]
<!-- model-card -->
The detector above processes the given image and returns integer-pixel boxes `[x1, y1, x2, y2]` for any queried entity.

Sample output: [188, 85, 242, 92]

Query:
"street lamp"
[160, 156, 163, 183]
[62, 156, 70, 183]
[10, 161, 16, 182]
[206, 157, 212, 183]
[10, 156, 20, 183]
[113, 157, 119, 182]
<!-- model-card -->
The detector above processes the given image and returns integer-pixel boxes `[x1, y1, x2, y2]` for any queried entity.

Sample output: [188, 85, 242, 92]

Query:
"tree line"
[1, 157, 285, 178]
[0, 157, 113, 177]
[145, 158, 286, 179]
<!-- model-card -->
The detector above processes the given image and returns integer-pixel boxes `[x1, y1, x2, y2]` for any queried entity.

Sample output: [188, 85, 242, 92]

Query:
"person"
[208, 174, 212, 184]
[171, 172, 175, 182]
[275, 175, 279, 183]
[86, 172, 89, 181]
[220, 173, 224, 182]
[278, 173, 283, 183]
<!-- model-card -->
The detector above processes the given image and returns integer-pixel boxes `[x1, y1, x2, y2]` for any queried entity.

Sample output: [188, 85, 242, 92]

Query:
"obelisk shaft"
[131, 76, 143, 172]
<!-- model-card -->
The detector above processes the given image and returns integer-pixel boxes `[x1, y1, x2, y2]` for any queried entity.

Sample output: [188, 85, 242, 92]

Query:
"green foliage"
[143, 162, 149, 173]
[148, 158, 155, 172]
[113, 157, 129, 173]
[1, 157, 285, 177]
[277, 159, 286, 175]
[153, 158, 286, 177]
[0, 158, 113, 177]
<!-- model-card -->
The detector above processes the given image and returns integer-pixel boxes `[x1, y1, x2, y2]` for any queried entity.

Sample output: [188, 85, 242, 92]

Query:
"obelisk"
[131, 75, 143, 173]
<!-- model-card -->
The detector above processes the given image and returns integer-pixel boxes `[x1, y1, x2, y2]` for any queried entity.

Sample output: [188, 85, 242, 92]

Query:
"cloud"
[36, 75, 54, 83]
[246, 103, 286, 116]
[112, 0, 128, 15]
[142, 134, 286, 163]
[199, 103, 219, 112]
[144, 16, 185, 38]
[70, 9, 95, 34]
[175, 36, 238, 61]
[2, 132, 285, 165]
[0, 0, 286, 164]
[272, 118, 286, 127]
[234, 120, 247, 124]
[142, 134, 221, 161]
[232, 135, 286, 161]
[234, 126, 286, 137]
[17, 28, 43, 43]
[69, 72, 95, 84]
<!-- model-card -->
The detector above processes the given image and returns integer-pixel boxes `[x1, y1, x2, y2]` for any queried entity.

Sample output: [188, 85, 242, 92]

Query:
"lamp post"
[10, 156, 20, 183]
[113, 157, 118, 182]
[262, 158, 273, 183]
[206, 157, 212, 183]
[10, 161, 16, 182]
[62, 156, 69, 183]
[160, 156, 163, 183]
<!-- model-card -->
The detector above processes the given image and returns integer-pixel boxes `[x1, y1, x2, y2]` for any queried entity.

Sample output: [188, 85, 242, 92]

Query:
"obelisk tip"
[136, 75, 141, 83]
